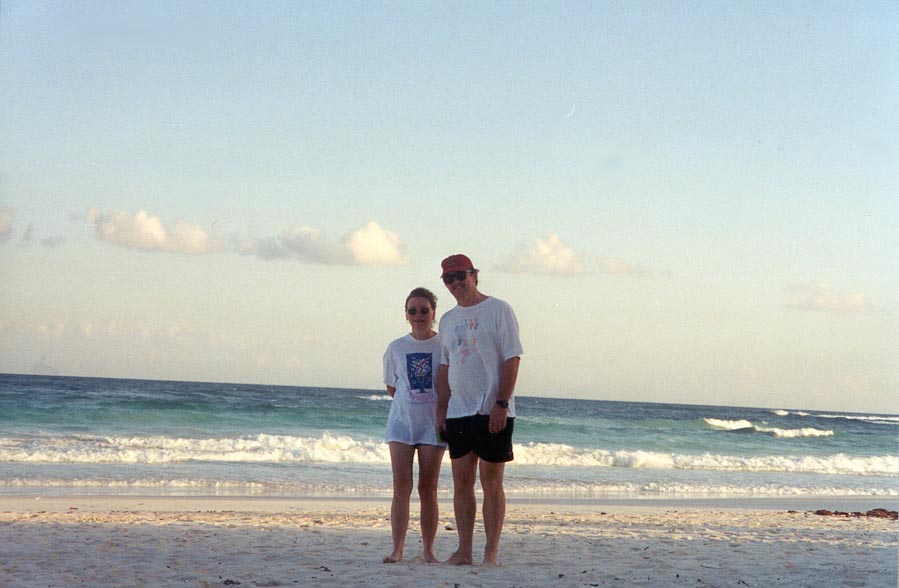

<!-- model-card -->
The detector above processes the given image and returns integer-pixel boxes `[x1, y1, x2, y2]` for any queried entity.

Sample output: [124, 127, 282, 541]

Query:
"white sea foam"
[0, 433, 390, 465]
[0, 478, 267, 491]
[814, 413, 899, 425]
[359, 395, 392, 401]
[502, 480, 899, 498]
[787, 411, 899, 425]
[0, 477, 390, 497]
[753, 426, 833, 438]
[514, 442, 898, 476]
[704, 418, 753, 430]
[2, 476, 896, 500]
[2, 434, 896, 477]
[703, 418, 833, 438]
[771, 409, 790, 416]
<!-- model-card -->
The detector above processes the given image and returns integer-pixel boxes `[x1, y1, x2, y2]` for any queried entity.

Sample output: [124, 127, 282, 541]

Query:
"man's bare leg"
[384, 442, 414, 563]
[417, 444, 446, 563]
[446, 452, 478, 565]
[480, 459, 506, 566]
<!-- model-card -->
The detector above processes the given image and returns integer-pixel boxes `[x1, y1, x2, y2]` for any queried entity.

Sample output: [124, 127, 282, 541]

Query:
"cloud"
[37, 323, 66, 338]
[498, 233, 586, 276]
[236, 221, 407, 266]
[20, 223, 64, 247]
[342, 221, 408, 265]
[87, 209, 220, 255]
[82, 209, 407, 266]
[498, 233, 650, 277]
[0, 206, 13, 243]
[234, 227, 351, 263]
[280, 226, 352, 263]
[99, 319, 191, 340]
[785, 281, 878, 313]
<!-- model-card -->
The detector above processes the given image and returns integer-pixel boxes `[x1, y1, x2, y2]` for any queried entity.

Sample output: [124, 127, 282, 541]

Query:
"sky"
[1, 2, 897, 413]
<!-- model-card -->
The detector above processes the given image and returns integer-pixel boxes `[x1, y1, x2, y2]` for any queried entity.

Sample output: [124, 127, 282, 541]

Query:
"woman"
[382, 287, 446, 563]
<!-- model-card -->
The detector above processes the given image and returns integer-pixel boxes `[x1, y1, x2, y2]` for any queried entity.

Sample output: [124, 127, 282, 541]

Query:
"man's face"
[442, 269, 476, 303]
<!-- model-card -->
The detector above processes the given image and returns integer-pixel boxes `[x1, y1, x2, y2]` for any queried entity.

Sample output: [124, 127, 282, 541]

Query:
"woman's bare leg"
[416, 444, 446, 562]
[384, 442, 414, 563]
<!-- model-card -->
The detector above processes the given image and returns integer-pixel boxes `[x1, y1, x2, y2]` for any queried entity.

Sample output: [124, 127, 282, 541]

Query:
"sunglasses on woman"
[442, 270, 473, 285]
[406, 307, 431, 316]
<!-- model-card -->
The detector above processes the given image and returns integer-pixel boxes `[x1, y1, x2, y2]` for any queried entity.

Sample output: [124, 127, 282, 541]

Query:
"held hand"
[489, 405, 508, 434]
[436, 415, 447, 443]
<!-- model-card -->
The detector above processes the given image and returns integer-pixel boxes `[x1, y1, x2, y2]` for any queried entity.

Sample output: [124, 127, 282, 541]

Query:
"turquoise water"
[1, 374, 896, 500]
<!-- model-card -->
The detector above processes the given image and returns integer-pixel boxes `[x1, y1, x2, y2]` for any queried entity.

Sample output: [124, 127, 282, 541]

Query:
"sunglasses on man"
[442, 269, 474, 285]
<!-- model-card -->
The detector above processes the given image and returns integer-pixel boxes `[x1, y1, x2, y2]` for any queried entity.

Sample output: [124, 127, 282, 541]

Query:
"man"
[436, 253, 523, 566]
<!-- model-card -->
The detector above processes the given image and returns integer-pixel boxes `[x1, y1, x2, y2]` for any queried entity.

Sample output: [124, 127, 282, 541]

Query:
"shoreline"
[3, 492, 896, 513]
[2, 494, 896, 588]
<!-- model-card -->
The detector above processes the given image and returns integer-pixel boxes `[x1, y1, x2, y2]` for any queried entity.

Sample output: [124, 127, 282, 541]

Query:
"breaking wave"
[3, 433, 895, 477]
[703, 418, 833, 438]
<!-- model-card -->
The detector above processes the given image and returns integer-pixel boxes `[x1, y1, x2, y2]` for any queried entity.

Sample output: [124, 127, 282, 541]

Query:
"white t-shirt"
[439, 296, 523, 418]
[383, 333, 445, 446]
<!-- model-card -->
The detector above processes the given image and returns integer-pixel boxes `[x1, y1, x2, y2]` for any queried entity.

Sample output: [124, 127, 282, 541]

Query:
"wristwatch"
[495, 399, 509, 409]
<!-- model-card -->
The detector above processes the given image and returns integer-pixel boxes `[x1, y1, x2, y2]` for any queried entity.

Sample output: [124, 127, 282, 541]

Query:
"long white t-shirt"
[439, 296, 523, 418]
[382, 333, 445, 445]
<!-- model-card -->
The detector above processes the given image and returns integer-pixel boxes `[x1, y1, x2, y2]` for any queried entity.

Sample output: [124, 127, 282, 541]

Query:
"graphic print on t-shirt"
[405, 352, 433, 393]
[453, 318, 479, 365]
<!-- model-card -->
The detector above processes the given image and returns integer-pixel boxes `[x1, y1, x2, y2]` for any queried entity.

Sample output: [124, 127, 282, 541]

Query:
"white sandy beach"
[1, 496, 896, 588]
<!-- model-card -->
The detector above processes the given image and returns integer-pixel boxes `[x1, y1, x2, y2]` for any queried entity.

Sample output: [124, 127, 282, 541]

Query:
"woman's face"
[405, 296, 434, 329]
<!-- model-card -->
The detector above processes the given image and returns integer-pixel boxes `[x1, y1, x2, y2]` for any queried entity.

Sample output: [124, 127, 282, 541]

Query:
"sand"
[1, 495, 896, 588]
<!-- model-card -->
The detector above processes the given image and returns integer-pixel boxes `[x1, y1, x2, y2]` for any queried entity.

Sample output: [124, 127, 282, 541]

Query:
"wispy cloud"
[498, 233, 586, 276]
[597, 256, 650, 276]
[87, 209, 221, 255]
[236, 220, 408, 266]
[28, 318, 198, 341]
[37, 323, 67, 338]
[785, 281, 880, 313]
[498, 233, 652, 277]
[235, 226, 351, 263]
[20, 223, 65, 247]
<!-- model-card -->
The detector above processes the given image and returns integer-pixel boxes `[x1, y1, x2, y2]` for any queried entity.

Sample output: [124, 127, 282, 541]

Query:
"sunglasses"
[442, 269, 473, 285]
[406, 307, 431, 316]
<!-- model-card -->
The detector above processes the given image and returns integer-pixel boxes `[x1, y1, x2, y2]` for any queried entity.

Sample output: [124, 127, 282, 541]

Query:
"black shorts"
[444, 414, 515, 463]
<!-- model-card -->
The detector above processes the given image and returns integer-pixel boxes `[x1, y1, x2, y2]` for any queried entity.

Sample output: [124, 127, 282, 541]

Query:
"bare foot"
[382, 552, 402, 563]
[445, 550, 473, 565]
[482, 549, 500, 566]
[423, 551, 440, 564]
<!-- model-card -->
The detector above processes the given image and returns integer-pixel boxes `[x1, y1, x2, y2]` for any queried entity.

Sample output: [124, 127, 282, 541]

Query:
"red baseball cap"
[440, 254, 475, 277]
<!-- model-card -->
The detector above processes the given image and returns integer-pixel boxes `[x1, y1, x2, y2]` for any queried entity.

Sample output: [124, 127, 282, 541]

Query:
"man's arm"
[489, 356, 520, 434]
[436, 363, 450, 438]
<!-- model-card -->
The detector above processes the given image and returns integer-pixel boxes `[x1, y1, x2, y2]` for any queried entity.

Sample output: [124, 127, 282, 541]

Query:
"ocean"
[1, 374, 896, 502]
